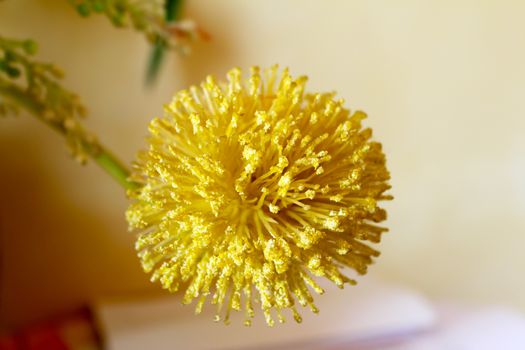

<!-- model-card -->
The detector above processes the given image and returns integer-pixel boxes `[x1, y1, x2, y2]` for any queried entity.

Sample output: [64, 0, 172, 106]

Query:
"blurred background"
[1, 0, 524, 335]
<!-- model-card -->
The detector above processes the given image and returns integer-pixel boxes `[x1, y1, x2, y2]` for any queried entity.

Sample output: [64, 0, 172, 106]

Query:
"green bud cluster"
[68, 0, 165, 42]
[0, 36, 95, 162]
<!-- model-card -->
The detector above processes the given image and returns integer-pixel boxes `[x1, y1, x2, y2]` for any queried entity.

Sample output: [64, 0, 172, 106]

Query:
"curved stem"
[0, 82, 139, 191]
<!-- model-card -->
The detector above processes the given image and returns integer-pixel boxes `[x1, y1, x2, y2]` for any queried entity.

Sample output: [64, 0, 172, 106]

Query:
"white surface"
[96, 279, 436, 350]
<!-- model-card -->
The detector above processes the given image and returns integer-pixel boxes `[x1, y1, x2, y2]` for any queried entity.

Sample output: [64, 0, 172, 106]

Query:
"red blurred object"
[0, 336, 17, 350]
[21, 325, 68, 350]
[0, 307, 100, 350]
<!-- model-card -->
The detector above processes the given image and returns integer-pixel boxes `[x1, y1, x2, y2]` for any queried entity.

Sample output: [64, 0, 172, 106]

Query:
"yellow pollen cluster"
[126, 66, 392, 326]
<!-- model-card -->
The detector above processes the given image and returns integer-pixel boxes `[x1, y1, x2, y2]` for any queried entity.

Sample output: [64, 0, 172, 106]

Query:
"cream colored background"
[1, 0, 524, 329]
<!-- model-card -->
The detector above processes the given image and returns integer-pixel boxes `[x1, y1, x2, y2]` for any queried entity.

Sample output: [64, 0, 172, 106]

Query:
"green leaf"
[144, 0, 184, 86]
[166, 0, 184, 22]
[145, 41, 165, 85]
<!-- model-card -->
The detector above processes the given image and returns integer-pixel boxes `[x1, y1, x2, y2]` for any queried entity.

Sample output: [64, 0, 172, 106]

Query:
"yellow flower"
[126, 66, 392, 326]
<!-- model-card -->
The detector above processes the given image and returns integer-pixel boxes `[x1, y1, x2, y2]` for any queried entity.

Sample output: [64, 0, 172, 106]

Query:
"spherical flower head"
[126, 66, 392, 326]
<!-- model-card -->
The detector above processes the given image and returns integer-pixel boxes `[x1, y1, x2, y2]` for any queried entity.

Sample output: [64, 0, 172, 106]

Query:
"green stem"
[93, 150, 137, 190]
[0, 82, 139, 191]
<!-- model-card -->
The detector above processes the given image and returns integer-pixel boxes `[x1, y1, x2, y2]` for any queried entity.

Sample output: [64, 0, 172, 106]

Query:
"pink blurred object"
[380, 303, 525, 350]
